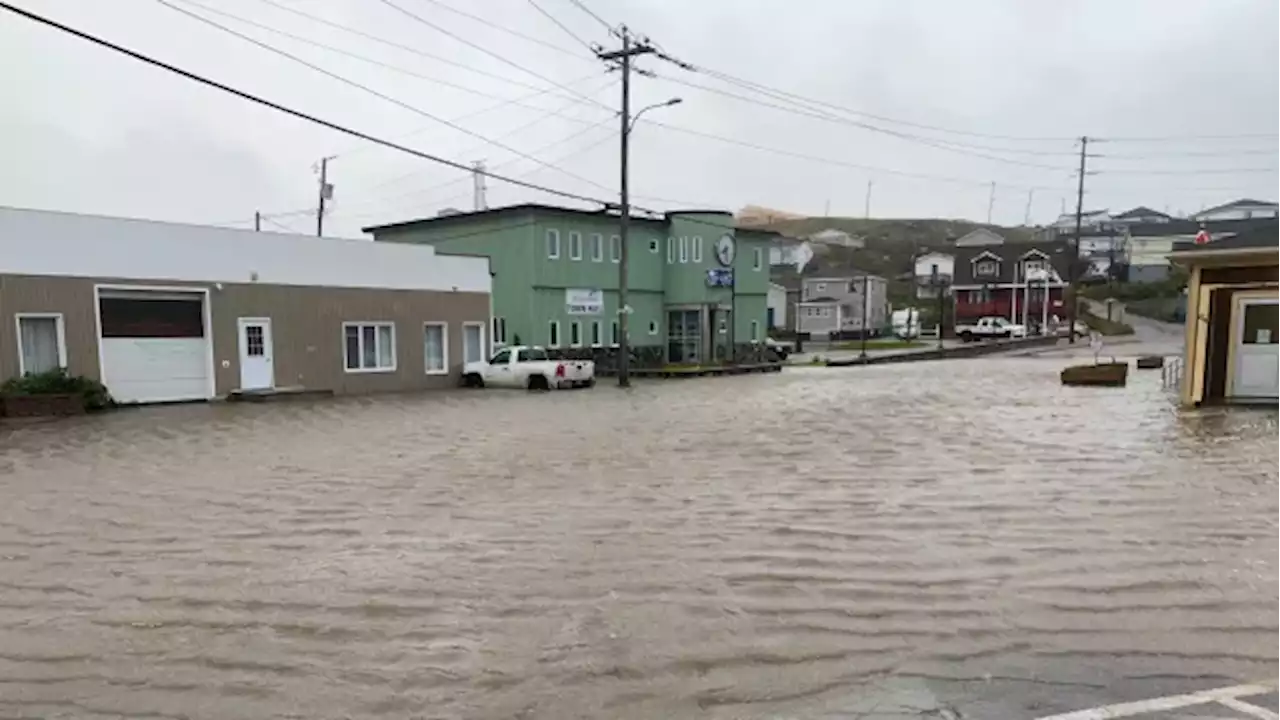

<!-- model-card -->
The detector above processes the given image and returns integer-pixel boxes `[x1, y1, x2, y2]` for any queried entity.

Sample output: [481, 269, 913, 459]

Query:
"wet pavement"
[0, 354, 1275, 719]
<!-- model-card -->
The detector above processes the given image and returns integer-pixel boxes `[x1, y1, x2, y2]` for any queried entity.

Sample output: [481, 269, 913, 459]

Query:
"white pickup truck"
[955, 316, 1027, 342]
[462, 346, 595, 390]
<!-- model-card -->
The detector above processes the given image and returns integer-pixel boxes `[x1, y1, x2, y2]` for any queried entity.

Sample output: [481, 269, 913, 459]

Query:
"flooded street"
[1, 357, 1276, 719]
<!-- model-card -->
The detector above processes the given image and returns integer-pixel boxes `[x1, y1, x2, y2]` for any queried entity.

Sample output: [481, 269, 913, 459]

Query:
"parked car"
[955, 316, 1027, 342]
[764, 337, 791, 360]
[462, 346, 594, 390]
[1056, 320, 1090, 339]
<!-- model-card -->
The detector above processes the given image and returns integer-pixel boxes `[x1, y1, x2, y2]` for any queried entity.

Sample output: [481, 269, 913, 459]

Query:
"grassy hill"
[763, 216, 1038, 308]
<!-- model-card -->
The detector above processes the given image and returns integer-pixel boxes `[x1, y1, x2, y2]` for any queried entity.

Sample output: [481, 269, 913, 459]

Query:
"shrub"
[1, 368, 114, 411]
[1078, 307, 1135, 336]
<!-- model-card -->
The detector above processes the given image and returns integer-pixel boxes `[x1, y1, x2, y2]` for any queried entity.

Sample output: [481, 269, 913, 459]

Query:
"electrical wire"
[411, 0, 593, 61]
[526, 0, 597, 53]
[374, 0, 609, 111]
[564, 0, 616, 33]
[155, 0, 617, 194]
[0, 1, 610, 207]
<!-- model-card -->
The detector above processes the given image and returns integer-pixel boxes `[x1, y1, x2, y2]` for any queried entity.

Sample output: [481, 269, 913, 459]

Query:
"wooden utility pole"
[1067, 136, 1088, 344]
[316, 156, 333, 237]
[598, 28, 655, 388]
[254, 211, 261, 232]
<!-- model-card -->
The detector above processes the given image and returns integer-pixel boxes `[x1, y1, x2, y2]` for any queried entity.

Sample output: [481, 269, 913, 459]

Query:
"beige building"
[1171, 225, 1278, 406]
[0, 207, 492, 404]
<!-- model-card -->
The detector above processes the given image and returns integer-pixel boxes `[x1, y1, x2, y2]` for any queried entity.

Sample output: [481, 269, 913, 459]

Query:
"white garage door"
[98, 290, 211, 404]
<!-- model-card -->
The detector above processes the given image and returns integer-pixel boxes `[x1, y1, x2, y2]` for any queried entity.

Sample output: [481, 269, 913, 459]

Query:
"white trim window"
[491, 316, 507, 346]
[610, 320, 620, 345]
[691, 236, 703, 263]
[546, 228, 561, 259]
[648, 320, 659, 335]
[590, 232, 604, 262]
[590, 320, 602, 346]
[667, 237, 675, 264]
[611, 235, 622, 263]
[569, 231, 583, 260]
[424, 322, 448, 374]
[753, 247, 763, 270]
[462, 321, 485, 364]
[15, 313, 67, 375]
[750, 320, 760, 342]
[975, 259, 998, 277]
[648, 238, 660, 254]
[344, 322, 396, 373]
[570, 320, 582, 347]
[679, 236, 689, 263]
[548, 320, 560, 347]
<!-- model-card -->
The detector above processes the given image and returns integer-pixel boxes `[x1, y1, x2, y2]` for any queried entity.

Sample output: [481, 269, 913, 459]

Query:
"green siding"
[370, 206, 773, 355]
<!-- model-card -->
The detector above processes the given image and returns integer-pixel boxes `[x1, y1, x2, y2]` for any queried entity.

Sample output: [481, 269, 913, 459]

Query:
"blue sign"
[706, 268, 734, 287]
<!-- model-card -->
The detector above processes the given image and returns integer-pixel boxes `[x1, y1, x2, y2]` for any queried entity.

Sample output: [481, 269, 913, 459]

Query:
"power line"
[1093, 133, 1280, 143]
[413, 0, 592, 61]
[564, 0, 616, 33]
[0, 1, 610, 207]
[156, 0, 615, 193]
[249, 0, 585, 101]
[525, 0, 597, 53]
[1096, 148, 1279, 159]
[374, 0, 609, 111]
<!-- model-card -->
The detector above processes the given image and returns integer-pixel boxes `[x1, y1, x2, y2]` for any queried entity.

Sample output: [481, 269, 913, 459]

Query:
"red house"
[950, 238, 1073, 327]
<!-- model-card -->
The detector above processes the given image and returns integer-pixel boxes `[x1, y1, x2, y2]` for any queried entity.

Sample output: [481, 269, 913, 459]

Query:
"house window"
[611, 320, 620, 345]
[569, 231, 583, 260]
[462, 322, 484, 364]
[648, 319, 659, 335]
[975, 260, 998, 276]
[548, 320, 560, 347]
[424, 322, 448, 374]
[570, 321, 582, 347]
[691, 236, 703, 263]
[546, 229, 560, 259]
[1023, 259, 1045, 277]
[815, 283, 827, 293]
[590, 233, 604, 262]
[667, 237, 675, 264]
[16, 314, 65, 375]
[611, 235, 621, 263]
[753, 248, 763, 270]
[344, 322, 395, 372]
[750, 320, 759, 342]
[649, 238, 660, 253]
[590, 320, 602, 346]
[679, 236, 689, 263]
[491, 316, 507, 346]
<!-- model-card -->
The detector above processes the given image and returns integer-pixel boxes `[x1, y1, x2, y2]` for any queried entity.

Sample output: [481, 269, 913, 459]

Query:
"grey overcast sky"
[2, 0, 1277, 237]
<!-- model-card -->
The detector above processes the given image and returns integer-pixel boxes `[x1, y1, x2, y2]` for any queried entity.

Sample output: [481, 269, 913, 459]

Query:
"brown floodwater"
[1, 358, 1276, 719]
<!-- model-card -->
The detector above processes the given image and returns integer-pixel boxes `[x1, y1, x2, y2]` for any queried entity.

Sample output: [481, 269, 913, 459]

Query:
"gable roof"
[1193, 198, 1278, 217]
[952, 240, 1073, 286]
[1169, 223, 1278, 257]
[953, 228, 1006, 246]
[970, 249, 1004, 263]
[1114, 206, 1173, 221]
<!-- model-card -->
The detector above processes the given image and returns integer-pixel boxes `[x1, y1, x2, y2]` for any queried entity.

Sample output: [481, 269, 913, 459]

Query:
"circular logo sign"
[715, 234, 737, 266]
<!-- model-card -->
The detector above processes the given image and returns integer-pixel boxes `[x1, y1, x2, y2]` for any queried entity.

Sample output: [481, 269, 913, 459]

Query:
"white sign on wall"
[565, 288, 603, 315]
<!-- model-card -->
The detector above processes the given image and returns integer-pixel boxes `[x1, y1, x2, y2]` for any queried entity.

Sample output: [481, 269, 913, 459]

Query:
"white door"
[462, 323, 485, 364]
[237, 318, 275, 390]
[1231, 298, 1279, 400]
[487, 348, 515, 387]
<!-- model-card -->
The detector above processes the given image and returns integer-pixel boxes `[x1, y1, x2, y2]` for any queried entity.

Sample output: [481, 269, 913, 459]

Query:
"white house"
[1191, 199, 1278, 222]
[913, 251, 955, 298]
[766, 283, 788, 330]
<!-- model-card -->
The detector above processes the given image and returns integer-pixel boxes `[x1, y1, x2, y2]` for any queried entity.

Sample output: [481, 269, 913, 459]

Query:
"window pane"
[361, 326, 377, 368]
[1242, 302, 1278, 345]
[591, 322, 601, 345]
[611, 321, 619, 344]
[549, 322, 559, 346]
[611, 235, 621, 261]
[463, 325, 482, 362]
[377, 325, 395, 368]
[345, 325, 360, 369]
[19, 317, 60, 374]
[591, 233, 603, 261]
[546, 229, 559, 257]
[571, 322, 581, 345]
[425, 325, 445, 371]
[100, 297, 203, 338]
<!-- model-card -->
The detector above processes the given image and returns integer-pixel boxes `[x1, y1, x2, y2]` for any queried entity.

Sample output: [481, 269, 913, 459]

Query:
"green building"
[364, 204, 777, 366]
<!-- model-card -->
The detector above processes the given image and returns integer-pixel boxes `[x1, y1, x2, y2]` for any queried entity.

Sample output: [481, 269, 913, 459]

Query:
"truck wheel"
[959, 332, 972, 343]
[462, 373, 484, 388]
[528, 375, 550, 391]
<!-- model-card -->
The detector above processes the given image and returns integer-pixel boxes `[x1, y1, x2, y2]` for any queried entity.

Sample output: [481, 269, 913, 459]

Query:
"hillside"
[763, 216, 1038, 307]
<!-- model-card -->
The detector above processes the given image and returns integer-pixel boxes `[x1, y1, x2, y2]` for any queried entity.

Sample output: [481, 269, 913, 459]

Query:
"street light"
[616, 96, 682, 388]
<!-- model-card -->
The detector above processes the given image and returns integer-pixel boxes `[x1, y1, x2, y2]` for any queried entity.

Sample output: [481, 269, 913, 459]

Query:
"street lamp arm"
[627, 97, 682, 135]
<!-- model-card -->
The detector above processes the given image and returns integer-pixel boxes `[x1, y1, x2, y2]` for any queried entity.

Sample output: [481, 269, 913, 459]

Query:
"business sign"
[706, 268, 734, 288]
[565, 288, 603, 315]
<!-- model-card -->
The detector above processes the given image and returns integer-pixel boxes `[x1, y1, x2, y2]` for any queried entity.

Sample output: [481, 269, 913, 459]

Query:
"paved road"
[1, 356, 1275, 719]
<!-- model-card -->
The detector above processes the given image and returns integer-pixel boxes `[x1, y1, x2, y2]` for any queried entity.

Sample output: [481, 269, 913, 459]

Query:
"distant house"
[1191, 199, 1279, 223]
[953, 228, 1007, 247]
[1047, 210, 1114, 237]
[807, 228, 865, 249]
[796, 275, 889, 337]
[951, 241, 1072, 325]
[1114, 206, 1175, 225]
[913, 251, 955, 298]
[1126, 217, 1280, 283]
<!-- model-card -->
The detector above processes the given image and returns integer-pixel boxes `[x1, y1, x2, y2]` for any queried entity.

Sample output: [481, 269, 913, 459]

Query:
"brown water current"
[0, 358, 1276, 718]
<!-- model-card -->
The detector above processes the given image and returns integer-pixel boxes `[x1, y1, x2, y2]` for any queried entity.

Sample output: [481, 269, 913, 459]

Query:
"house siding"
[0, 274, 487, 396]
